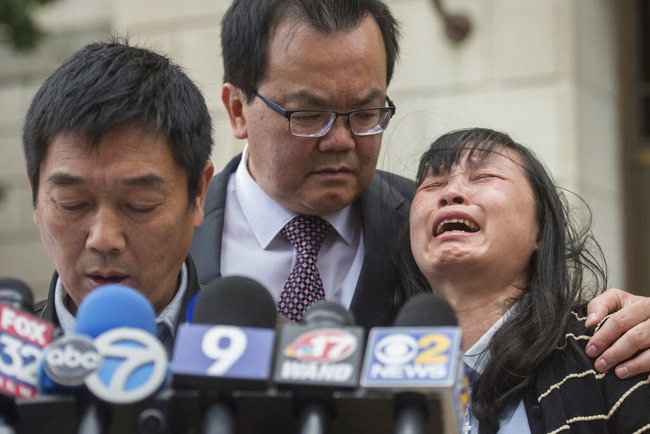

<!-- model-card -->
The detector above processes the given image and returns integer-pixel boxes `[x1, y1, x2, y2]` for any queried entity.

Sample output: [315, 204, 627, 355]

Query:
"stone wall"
[0, 0, 622, 300]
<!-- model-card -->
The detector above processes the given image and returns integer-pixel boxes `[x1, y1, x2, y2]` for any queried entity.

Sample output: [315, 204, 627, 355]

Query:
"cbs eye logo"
[373, 333, 451, 365]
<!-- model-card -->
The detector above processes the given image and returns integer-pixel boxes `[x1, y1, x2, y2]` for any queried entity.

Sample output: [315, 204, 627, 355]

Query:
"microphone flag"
[0, 303, 54, 398]
[360, 327, 468, 433]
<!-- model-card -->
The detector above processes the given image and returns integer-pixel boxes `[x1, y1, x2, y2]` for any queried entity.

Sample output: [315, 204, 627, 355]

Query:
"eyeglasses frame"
[254, 92, 396, 137]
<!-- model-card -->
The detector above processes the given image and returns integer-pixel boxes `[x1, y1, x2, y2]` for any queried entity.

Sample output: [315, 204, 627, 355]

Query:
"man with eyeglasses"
[191, 0, 411, 328]
[191, 0, 650, 379]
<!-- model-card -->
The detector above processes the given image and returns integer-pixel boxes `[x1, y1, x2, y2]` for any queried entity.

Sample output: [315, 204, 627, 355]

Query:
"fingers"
[587, 309, 650, 377]
[613, 349, 650, 380]
[583, 288, 650, 378]
[586, 288, 630, 327]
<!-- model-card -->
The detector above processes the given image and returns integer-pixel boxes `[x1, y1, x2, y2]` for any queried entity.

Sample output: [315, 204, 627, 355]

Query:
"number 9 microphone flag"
[171, 324, 275, 384]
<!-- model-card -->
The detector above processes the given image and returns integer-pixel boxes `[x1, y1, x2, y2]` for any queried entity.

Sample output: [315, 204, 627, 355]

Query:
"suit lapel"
[190, 154, 241, 284]
[349, 171, 413, 328]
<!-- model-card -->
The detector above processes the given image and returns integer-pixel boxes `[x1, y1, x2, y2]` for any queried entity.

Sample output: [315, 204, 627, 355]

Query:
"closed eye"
[57, 202, 89, 212]
[472, 173, 500, 181]
[292, 112, 327, 121]
[419, 181, 447, 191]
[126, 204, 160, 213]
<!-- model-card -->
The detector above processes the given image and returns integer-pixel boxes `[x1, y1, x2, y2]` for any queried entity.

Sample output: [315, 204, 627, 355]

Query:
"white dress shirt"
[220, 146, 364, 309]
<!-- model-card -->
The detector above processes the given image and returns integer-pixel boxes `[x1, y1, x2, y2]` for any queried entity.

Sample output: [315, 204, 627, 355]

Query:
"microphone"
[0, 278, 54, 433]
[0, 278, 54, 398]
[0, 278, 34, 313]
[39, 333, 102, 394]
[171, 276, 277, 434]
[77, 285, 168, 404]
[360, 293, 468, 434]
[273, 300, 365, 434]
[32, 334, 102, 434]
[75, 284, 169, 434]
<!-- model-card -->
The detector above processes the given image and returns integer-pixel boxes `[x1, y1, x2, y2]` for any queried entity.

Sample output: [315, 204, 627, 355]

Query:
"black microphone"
[171, 276, 277, 434]
[0, 278, 54, 433]
[273, 300, 365, 434]
[360, 293, 468, 434]
[0, 278, 34, 313]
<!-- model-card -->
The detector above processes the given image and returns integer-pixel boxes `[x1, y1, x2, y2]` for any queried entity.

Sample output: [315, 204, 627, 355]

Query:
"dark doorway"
[621, 0, 650, 296]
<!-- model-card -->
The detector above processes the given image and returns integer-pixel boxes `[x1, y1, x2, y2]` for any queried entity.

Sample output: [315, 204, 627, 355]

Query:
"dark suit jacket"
[190, 154, 416, 329]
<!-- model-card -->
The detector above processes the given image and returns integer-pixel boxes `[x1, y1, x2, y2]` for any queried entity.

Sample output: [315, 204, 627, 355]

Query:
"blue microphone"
[75, 284, 156, 336]
[38, 334, 102, 395]
[184, 292, 199, 323]
[37, 286, 151, 396]
[71, 285, 168, 434]
[76, 285, 168, 404]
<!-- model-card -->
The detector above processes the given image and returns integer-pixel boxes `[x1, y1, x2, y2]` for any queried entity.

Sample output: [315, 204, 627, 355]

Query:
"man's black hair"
[23, 38, 214, 205]
[221, 0, 400, 101]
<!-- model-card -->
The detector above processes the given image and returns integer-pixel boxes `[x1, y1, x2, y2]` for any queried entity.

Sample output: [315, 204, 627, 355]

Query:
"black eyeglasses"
[255, 92, 396, 137]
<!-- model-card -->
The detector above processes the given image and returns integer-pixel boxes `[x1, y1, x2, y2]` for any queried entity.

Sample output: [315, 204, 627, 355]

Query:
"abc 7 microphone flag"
[84, 327, 168, 404]
[67, 284, 168, 405]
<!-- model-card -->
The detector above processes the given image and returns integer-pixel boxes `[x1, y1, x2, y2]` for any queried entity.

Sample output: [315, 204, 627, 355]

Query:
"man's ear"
[25, 164, 32, 189]
[26, 164, 38, 219]
[222, 83, 249, 140]
[192, 161, 215, 229]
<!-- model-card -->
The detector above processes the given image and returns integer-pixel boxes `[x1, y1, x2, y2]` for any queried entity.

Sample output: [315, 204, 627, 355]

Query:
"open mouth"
[434, 218, 480, 237]
[88, 274, 128, 286]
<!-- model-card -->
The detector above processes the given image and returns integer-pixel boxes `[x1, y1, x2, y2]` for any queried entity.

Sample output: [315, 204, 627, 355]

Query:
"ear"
[192, 161, 215, 229]
[26, 164, 39, 221]
[533, 227, 541, 252]
[25, 164, 33, 189]
[222, 83, 249, 140]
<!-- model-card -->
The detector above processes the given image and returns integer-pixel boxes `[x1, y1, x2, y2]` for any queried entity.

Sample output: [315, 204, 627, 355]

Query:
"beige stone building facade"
[0, 0, 642, 300]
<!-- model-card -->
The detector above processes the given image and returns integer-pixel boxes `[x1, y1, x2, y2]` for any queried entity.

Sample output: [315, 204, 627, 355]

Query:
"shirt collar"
[234, 144, 358, 247]
[54, 262, 189, 337]
[463, 303, 517, 374]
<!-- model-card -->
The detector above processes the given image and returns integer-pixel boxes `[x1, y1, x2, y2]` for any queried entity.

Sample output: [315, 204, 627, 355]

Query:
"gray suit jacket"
[190, 154, 415, 329]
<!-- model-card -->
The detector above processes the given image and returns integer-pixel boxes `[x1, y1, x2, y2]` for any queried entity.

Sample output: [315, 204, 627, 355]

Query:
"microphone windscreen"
[302, 300, 355, 327]
[394, 293, 458, 327]
[192, 276, 276, 328]
[75, 284, 156, 336]
[0, 277, 34, 311]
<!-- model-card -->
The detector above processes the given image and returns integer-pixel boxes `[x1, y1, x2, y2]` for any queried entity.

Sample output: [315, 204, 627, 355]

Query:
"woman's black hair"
[396, 127, 607, 430]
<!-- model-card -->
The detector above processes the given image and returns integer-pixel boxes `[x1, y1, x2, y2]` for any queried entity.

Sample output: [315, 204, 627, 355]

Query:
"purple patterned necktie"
[277, 215, 332, 322]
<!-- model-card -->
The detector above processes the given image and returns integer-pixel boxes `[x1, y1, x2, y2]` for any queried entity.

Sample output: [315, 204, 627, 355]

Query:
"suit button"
[531, 405, 542, 418]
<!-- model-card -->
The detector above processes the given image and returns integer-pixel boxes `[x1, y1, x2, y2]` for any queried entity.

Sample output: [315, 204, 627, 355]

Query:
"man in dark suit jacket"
[189, 0, 413, 328]
[192, 154, 414, 328]
[192, 0, 650, 377]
